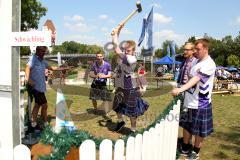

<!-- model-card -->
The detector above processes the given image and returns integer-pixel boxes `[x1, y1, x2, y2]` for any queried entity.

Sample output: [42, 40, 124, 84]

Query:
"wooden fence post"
[126, 136, 135, 160]
[114, 139, 125, 160]
[13, 144, 31, 160]
[134, 134, 142, 160]
[100, 139, 113, 160]
[79, 140, 96, 160]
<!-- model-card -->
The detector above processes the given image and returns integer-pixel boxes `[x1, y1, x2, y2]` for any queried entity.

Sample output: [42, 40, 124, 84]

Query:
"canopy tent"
[174, 60, 182, 65]
[216, 66, 226, 70]
[154, 55, 182, 65]
[226, 67, 238, 72]
[216, 66, 239, 72]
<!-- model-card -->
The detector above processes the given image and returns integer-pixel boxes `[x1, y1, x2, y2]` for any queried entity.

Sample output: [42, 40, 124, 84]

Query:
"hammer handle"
[121, 9, 138, 25]
[111, 9, 138, 35]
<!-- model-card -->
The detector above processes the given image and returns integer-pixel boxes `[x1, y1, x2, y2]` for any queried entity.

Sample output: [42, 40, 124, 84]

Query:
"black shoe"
[179, 147, 191, 157]
[185, 151, 199, 160]
[114, 121, 125, 132]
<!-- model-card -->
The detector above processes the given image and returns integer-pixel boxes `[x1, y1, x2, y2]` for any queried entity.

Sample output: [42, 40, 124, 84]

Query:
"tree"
[227, 54, 240, 67]
[187, 36, 196, 43]
[62, 41, 80, 54]
[215, 55, 225, 66]
[20, 46, 31, 56]
[154, 48, 163, 58]
[21, 0, 47, 31]
[20, 0, 47, 55]
[51, 45, 66, 55]
[233, 32, 240, 58]
[86, 45, 103, 54]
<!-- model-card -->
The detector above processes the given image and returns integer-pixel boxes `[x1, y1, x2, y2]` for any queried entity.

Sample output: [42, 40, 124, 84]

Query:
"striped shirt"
[184, 56, 216, 109]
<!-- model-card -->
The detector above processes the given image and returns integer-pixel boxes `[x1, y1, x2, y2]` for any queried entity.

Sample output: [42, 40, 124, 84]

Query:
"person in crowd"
[59, 64, 68, 85]
[163, 64, 168, 73]
[177, 42, 198, 87]
[174, 65, 180, 81]
[89, 51, 112, 115]
[137, 63, 148, 93]
[25, 46, 69, 128]
[176, 42, 198, 155]
[220, 69, 231, 80]
[171, 39, 216, 160]
[137, 62, 146, 75]
[156, 66, 163, 77]
[111, 23, 149, 132]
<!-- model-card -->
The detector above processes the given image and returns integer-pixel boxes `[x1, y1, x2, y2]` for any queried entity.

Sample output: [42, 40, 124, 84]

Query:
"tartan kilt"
[89, 85, 112, 101]
[179, 103, 213, 137]
[113, 87, 149, 117]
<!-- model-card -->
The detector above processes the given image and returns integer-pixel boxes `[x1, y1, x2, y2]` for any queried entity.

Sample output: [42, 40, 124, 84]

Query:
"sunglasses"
[184, 48, 193, 51]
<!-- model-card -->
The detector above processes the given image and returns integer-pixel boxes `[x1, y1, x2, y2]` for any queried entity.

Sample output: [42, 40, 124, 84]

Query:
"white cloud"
[235, 16, 240, 25]
[229, 16, 240, 26]
[99, 14, 108, 20]
[64, 15, 84, 21]
[151, 3, 161, 8]
[101, 27, 108, 32]
[153, 30, 187, 48]
[236, 17, 240, 24]
[59, 34, 111, 46]
[66, 35, 96, 42]
[121, 29, 133, 35]
[108, 19, 115, 24]
[154, 13, 172, 24]
[63, 22, 94, 32]
[72, 15, 85, 21]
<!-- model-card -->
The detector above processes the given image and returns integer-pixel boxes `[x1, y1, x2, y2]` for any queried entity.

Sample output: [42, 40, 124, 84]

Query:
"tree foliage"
[227, 54, 239, 67]
[208, 33, 240, 66]
[151, 32, 240, 67]
[21, 0, 47, 31]
[20, 0, 47, 55]
[51, 41, 103, 55]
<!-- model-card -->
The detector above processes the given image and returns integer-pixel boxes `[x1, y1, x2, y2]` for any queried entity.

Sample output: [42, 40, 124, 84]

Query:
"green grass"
[200, 94, 240, 160]
[178, 94, 240, 160]
[26, 82, 240, 159]
[43, 84, 173, 139]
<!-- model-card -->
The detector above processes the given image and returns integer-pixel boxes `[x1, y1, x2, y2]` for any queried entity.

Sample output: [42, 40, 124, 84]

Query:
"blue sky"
[39, 0, 240, 49]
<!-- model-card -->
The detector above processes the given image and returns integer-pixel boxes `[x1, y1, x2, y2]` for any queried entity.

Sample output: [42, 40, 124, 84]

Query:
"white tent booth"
[0, 0, 51, 159]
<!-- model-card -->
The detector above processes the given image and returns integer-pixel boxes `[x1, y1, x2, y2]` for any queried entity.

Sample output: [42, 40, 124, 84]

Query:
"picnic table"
[214, 79, 235, 90]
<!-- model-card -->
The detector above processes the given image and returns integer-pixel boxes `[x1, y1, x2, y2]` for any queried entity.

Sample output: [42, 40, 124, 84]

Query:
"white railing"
[14, 100, 181, 160]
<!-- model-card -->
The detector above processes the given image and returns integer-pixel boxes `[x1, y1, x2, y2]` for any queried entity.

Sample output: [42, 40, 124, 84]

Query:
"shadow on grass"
[212, 126, 240, 159]
[97, 118, 133, 135]
[50, 83, 173, 98]
[50, 85, 91, 96]
[69, 108, 107, 122]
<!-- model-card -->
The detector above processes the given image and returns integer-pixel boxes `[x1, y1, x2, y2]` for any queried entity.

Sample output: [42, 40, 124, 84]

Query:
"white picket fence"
[14, 100, 181, 160]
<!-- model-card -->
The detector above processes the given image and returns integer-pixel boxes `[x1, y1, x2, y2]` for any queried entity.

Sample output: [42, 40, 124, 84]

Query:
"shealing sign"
[11, 31, 51, 46]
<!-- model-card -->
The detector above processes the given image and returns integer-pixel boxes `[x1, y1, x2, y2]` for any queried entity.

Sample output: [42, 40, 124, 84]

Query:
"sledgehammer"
[111, 1, 142, 35]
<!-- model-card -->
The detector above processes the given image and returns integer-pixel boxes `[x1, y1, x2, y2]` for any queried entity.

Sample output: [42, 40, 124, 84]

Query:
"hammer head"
[136, 1, 142, 13]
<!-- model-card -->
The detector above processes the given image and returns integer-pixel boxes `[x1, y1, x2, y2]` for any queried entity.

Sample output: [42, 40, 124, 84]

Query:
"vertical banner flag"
[138, 7, 154, 56]
[167, 45, 171, 56]
[138, 18, 147, 46]
[170, 41, 176, 61]
[146, 7, 153, 50]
